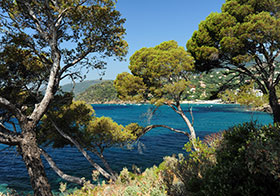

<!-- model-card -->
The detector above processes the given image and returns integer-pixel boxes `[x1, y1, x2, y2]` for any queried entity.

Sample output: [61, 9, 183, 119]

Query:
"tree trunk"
[166, 102, 198, 151]
[41, 148, 85, 185]
[50, 120, 113, 180]
[269, 88, 280, 123]
[176, 104, 198, 149]
[94, 151, 117, 181]
[18, 129, 53, 196]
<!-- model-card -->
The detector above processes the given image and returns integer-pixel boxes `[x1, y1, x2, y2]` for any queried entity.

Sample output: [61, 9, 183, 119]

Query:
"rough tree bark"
[269, 87, 280, 123]
[0, 97, 54, 196]
[18, 128, 52, 196]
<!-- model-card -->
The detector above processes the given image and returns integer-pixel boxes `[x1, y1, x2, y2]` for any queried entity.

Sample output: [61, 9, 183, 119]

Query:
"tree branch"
[5, 13, 52, 67]
[142, 124, 190, 137]
[18, 1, 48, 41]
[254, 55, 269, 80]
[164, 102, 181, 115]
[60, 71, 83, 81]
[29, 48, 61, 124]
[87, 148, 117, 180]
[54, 0, 88, 29]
[6, 121, 17, 132]
[274, 73, 280, 87]
[190, 107, 194, 126]
[49, 118, 113, 180]
[224, 65, 268, 94]
[177, 103, 197, 142]
[0, 123, 21, 146]
[0, 96, 25, 122]
[60, 50, 92, 77]
[272, 50, 280, 63]
[40, 148, 85, 185]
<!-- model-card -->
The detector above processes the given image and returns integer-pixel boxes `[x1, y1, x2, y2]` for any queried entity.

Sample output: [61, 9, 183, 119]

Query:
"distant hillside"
[71, 70, 244, 103]
[76, 80, 119, 103]
[60, 80, 102, 95]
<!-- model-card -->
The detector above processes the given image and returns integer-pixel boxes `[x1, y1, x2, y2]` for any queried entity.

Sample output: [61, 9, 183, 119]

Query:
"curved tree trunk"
[50, 119, 113, 180]
[176, 104, 198, 150]
[89, 149, 117, 181]
[41, 148, 85, 186]
[18, 130, 53, 196]
[165, 102, 198, 151]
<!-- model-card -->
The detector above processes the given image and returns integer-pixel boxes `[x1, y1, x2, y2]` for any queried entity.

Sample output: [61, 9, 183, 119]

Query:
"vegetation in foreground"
[69, 122, 280, 196]
[6, 122, 272, 196]
[2, 0, 280, 195]
[1, 122, 279, 195]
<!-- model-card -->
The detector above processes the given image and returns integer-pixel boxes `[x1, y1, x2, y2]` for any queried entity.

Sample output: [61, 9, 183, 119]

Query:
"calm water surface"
[0, 104, 273, 194]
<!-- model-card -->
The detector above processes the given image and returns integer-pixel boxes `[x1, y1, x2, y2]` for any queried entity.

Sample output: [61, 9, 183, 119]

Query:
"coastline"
[181, 99, 223, 104]
[89, 99, 271, 113]
[89, 99, 225, 105]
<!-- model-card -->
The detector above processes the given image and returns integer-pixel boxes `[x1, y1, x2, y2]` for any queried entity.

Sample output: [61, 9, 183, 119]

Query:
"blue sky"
[68, 0, 226, 83]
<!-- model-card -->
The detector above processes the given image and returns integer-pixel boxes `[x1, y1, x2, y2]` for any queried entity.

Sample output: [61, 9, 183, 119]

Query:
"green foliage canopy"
[114, 40, 194, 105]
[39, 100, 142, 151]
[159, 123, 280, 195]
[199, 123, 280, 195]
[0, 0, 128, 194]
[115, 41, 198, 150]
[187, 0, 280, 122]
[0, 0, 128, 126]
[0, 0, 128, 119]
[187, 0, 280, 72]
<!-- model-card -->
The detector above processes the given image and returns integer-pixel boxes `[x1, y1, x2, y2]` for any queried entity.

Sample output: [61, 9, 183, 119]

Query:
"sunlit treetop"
[187, 0, 280, 123]
[187, 0, 280, 73]
[0, 0, 128, 84]
[187, 0, 280, 88]
[115, 40, 195, 106]
[38, 99, 143, 150]
[0, 0, 128, 124]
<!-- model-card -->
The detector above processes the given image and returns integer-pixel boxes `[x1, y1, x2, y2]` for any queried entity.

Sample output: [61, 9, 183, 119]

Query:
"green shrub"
[63, 122, 280, 195]
[165, 122, 280, 195]
[187, 122, 280, 196]
[158, 133, 224, 196]
[70, 166, 167, 196]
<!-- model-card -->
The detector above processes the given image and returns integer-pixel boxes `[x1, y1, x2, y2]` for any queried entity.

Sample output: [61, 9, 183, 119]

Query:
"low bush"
[179, 122, 280, 196]
[9, 122, 277, 196]
[69, 166, 167, 196]
[157, 133, 224, 196]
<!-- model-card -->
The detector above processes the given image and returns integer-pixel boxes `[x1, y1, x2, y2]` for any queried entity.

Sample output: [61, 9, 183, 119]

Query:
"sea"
[0, 104, 273, 195]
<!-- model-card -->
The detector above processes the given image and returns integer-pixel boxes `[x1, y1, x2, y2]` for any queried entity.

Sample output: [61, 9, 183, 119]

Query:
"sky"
[64, 0, 226, 84]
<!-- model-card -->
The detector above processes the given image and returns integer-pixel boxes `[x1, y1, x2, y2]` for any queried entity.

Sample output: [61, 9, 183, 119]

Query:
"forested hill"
[73, 70, 242, 104]
[75, 80, 119, 103]
[60, 80, 102, 95]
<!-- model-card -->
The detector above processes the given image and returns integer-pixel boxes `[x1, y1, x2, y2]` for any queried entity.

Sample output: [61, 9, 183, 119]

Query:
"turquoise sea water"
[0, 104, 273, 194]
